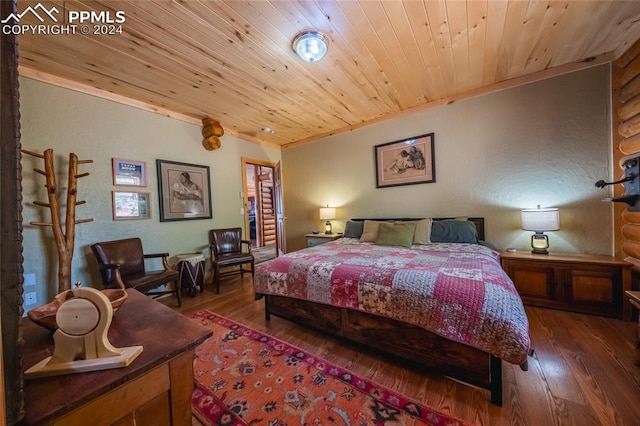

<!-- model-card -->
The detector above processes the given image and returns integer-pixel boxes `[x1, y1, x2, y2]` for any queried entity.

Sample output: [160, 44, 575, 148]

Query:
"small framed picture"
[112, 191, 151, 220]
[374, 133, 435, 188]
[156, 159, 212, 221]
[112, 158, 147, 187]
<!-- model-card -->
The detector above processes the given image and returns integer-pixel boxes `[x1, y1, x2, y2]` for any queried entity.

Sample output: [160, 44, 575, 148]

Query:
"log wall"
[615, 38, 640, 283]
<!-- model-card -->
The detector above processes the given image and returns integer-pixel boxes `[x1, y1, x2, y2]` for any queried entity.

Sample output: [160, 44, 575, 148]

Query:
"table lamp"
[521, 206, 560, 254]
[319, 206, 336, 234]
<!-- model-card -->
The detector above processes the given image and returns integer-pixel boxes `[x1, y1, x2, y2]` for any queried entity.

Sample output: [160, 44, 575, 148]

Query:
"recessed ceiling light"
[261, 127, 275, 134]
[292, 30, 329, 63]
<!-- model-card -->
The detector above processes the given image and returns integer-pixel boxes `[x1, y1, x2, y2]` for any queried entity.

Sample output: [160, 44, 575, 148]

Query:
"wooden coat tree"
[22, 148, 93, 293]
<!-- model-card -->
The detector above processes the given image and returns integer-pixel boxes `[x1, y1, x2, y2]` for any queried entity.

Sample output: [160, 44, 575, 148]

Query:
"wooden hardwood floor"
[162, 275, 640, 426]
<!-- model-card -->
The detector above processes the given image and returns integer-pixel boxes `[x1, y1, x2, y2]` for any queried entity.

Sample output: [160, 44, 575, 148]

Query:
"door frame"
[241, 157, 277, 247]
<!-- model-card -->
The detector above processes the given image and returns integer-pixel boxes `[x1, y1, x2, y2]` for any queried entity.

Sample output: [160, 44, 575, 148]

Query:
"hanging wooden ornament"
[202, 136, 221, 151]
[201, 117, 224, 150]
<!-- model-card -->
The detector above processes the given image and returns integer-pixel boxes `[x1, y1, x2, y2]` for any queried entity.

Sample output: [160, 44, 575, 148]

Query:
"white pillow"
[401, 218, 432, 244]
[359, 220, 384, 242]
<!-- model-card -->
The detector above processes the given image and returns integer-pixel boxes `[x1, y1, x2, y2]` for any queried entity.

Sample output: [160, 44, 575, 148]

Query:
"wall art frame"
[374, 133, 435, 188]
[156, 159, 212, 221]
[112, 158, 147, 187]
[112, 191, 151, 220]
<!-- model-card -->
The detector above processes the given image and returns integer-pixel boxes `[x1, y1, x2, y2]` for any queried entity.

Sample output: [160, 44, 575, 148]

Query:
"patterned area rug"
[189, 310, 470, 426]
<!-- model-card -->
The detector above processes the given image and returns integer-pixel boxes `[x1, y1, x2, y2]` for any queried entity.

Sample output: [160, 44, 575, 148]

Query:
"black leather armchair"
[91, 237, 181, 307]
[209, 228, 254, 293]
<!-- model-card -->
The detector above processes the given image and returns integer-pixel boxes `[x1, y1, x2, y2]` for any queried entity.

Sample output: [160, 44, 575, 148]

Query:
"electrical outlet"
[24, 292, 37, 306]
[24, 273, 36, 286]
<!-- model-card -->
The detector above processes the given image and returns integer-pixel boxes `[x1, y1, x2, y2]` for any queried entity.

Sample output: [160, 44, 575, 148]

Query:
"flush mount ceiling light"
[292, 30, 329, 62]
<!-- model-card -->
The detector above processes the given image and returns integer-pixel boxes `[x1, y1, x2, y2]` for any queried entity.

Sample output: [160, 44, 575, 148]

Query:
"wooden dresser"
[22, 289, 212, 425]
[501, 251, 631, 319]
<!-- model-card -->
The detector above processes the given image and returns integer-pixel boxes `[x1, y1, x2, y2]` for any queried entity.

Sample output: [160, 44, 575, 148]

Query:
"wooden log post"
[22, 149, 93, 293]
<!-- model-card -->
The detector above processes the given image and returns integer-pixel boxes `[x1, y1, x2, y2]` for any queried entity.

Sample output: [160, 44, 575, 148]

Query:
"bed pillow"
[430, 219, 478, 243]
[374, 222, 417, 248]
[360, 220, 385, 242]
[398, 218, 432, 244]
[343, 220, 364, 238]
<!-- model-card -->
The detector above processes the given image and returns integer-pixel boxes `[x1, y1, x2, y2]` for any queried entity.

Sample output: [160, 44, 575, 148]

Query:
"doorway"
[242, 158, 278, 263]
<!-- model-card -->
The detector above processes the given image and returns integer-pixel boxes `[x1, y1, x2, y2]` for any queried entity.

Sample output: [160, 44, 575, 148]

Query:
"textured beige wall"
[281, 65, 613, 254]
[20, 77, 280, 306]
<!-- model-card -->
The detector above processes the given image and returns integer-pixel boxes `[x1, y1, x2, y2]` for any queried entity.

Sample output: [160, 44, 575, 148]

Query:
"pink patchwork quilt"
[254, 238, 530, 365]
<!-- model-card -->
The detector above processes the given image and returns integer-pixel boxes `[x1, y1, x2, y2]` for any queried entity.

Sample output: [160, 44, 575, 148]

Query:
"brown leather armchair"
[91, 237, 181, 307]
[209, 228, 254, 293]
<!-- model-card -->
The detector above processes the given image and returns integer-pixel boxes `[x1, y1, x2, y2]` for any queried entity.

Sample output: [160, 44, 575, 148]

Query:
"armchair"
[91, 237, 181, 307]
[209, 228, 254, 293]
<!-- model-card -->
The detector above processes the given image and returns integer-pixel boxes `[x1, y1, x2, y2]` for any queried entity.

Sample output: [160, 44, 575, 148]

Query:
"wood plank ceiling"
[12, 0, 640, 148]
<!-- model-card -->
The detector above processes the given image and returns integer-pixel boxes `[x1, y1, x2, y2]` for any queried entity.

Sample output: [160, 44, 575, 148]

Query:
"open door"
[241, 158, 279, 259]
[274, 161, 286, 255]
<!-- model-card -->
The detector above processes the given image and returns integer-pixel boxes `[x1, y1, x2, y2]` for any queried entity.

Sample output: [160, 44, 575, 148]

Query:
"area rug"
[189, 310, 470, 426]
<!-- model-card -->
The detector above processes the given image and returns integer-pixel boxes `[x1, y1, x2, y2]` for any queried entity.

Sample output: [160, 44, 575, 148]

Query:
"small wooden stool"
[625, 290, 640, 366]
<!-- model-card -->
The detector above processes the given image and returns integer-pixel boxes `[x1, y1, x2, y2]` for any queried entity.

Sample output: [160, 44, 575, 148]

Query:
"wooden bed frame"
[259, 217, 507, 406]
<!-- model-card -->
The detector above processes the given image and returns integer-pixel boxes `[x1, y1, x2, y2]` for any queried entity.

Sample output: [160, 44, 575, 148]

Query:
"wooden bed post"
[264, 295, 271, 321]
[490, 355, 503, 407]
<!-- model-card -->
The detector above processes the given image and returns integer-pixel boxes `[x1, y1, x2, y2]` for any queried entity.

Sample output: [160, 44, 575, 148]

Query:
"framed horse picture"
[374, 133, 435, 188]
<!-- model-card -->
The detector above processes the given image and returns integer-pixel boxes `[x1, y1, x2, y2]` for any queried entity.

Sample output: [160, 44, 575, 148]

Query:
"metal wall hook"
[595, 175, 635, 188]
[597, 154, 640, 211]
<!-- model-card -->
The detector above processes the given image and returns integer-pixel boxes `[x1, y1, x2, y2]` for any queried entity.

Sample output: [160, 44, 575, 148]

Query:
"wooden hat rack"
[202, 117, 224, 151]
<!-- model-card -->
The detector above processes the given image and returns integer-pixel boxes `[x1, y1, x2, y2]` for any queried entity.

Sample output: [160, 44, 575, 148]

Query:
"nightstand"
[304, 233, 341, 248]
[625, 290, 640, 365]
[501, 251, 631, 319]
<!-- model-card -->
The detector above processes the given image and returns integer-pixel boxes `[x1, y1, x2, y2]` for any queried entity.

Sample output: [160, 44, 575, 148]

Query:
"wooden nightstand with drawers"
[500, 251, 631, 319]
[304, 233, 341, 248]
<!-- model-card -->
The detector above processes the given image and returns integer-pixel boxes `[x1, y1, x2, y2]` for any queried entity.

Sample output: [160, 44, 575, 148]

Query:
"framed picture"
[112, 158, 147, 186]
[374, 133, 435, 188]
[112, 191, 151, 220]
[156, 159, 212, 221]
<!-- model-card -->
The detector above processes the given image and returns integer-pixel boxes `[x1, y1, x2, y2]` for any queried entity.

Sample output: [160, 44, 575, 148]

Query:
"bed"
[253, 217, 530, 406]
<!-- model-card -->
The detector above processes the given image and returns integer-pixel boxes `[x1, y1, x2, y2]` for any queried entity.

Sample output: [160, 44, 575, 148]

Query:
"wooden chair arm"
[241, 240, 252, 253]
[97, 263, 121, 270]
[96, 263, 126, 290]
[143, 252, 171, 270]
[143, 253, 170, 259]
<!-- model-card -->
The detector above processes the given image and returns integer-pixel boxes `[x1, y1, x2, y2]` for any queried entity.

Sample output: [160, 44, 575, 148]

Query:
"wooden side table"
[625, 290, 640, 365]
[501, 251, 631, 319]
[22, 289, 212, 425]
[304, 233, 341, 248]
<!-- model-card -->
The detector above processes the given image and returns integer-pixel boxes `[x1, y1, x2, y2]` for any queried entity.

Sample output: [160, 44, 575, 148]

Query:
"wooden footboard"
[262, 294, 503, 406]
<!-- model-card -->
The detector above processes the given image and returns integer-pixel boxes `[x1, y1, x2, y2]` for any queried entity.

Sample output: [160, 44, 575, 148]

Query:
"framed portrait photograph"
[374, 133, 435, 188]
[112, 158, 147, 186]
[156, 159, 212, 221]
[112, 191, 151, 220]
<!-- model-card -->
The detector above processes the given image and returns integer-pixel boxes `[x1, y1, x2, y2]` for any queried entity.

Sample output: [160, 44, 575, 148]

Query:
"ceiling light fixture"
[292, 30, 329, 63]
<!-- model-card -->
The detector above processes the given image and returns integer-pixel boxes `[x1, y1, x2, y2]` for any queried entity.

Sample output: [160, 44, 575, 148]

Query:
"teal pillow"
[343, 220, 364, 238]
[430, 219, 478, 243]
[374, 222, 416, 248]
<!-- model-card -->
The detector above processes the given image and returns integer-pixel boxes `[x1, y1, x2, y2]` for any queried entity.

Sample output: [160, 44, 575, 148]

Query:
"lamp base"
[324, 220, 332, 235]
[531, 247, 549, 255]
[530, 233, 550, 255]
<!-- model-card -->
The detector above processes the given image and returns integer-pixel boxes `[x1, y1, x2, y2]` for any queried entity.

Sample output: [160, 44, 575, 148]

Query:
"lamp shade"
[319, 207, 336, 220]
[292, 30, 329, 62]
[521, 208, 560, 232]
